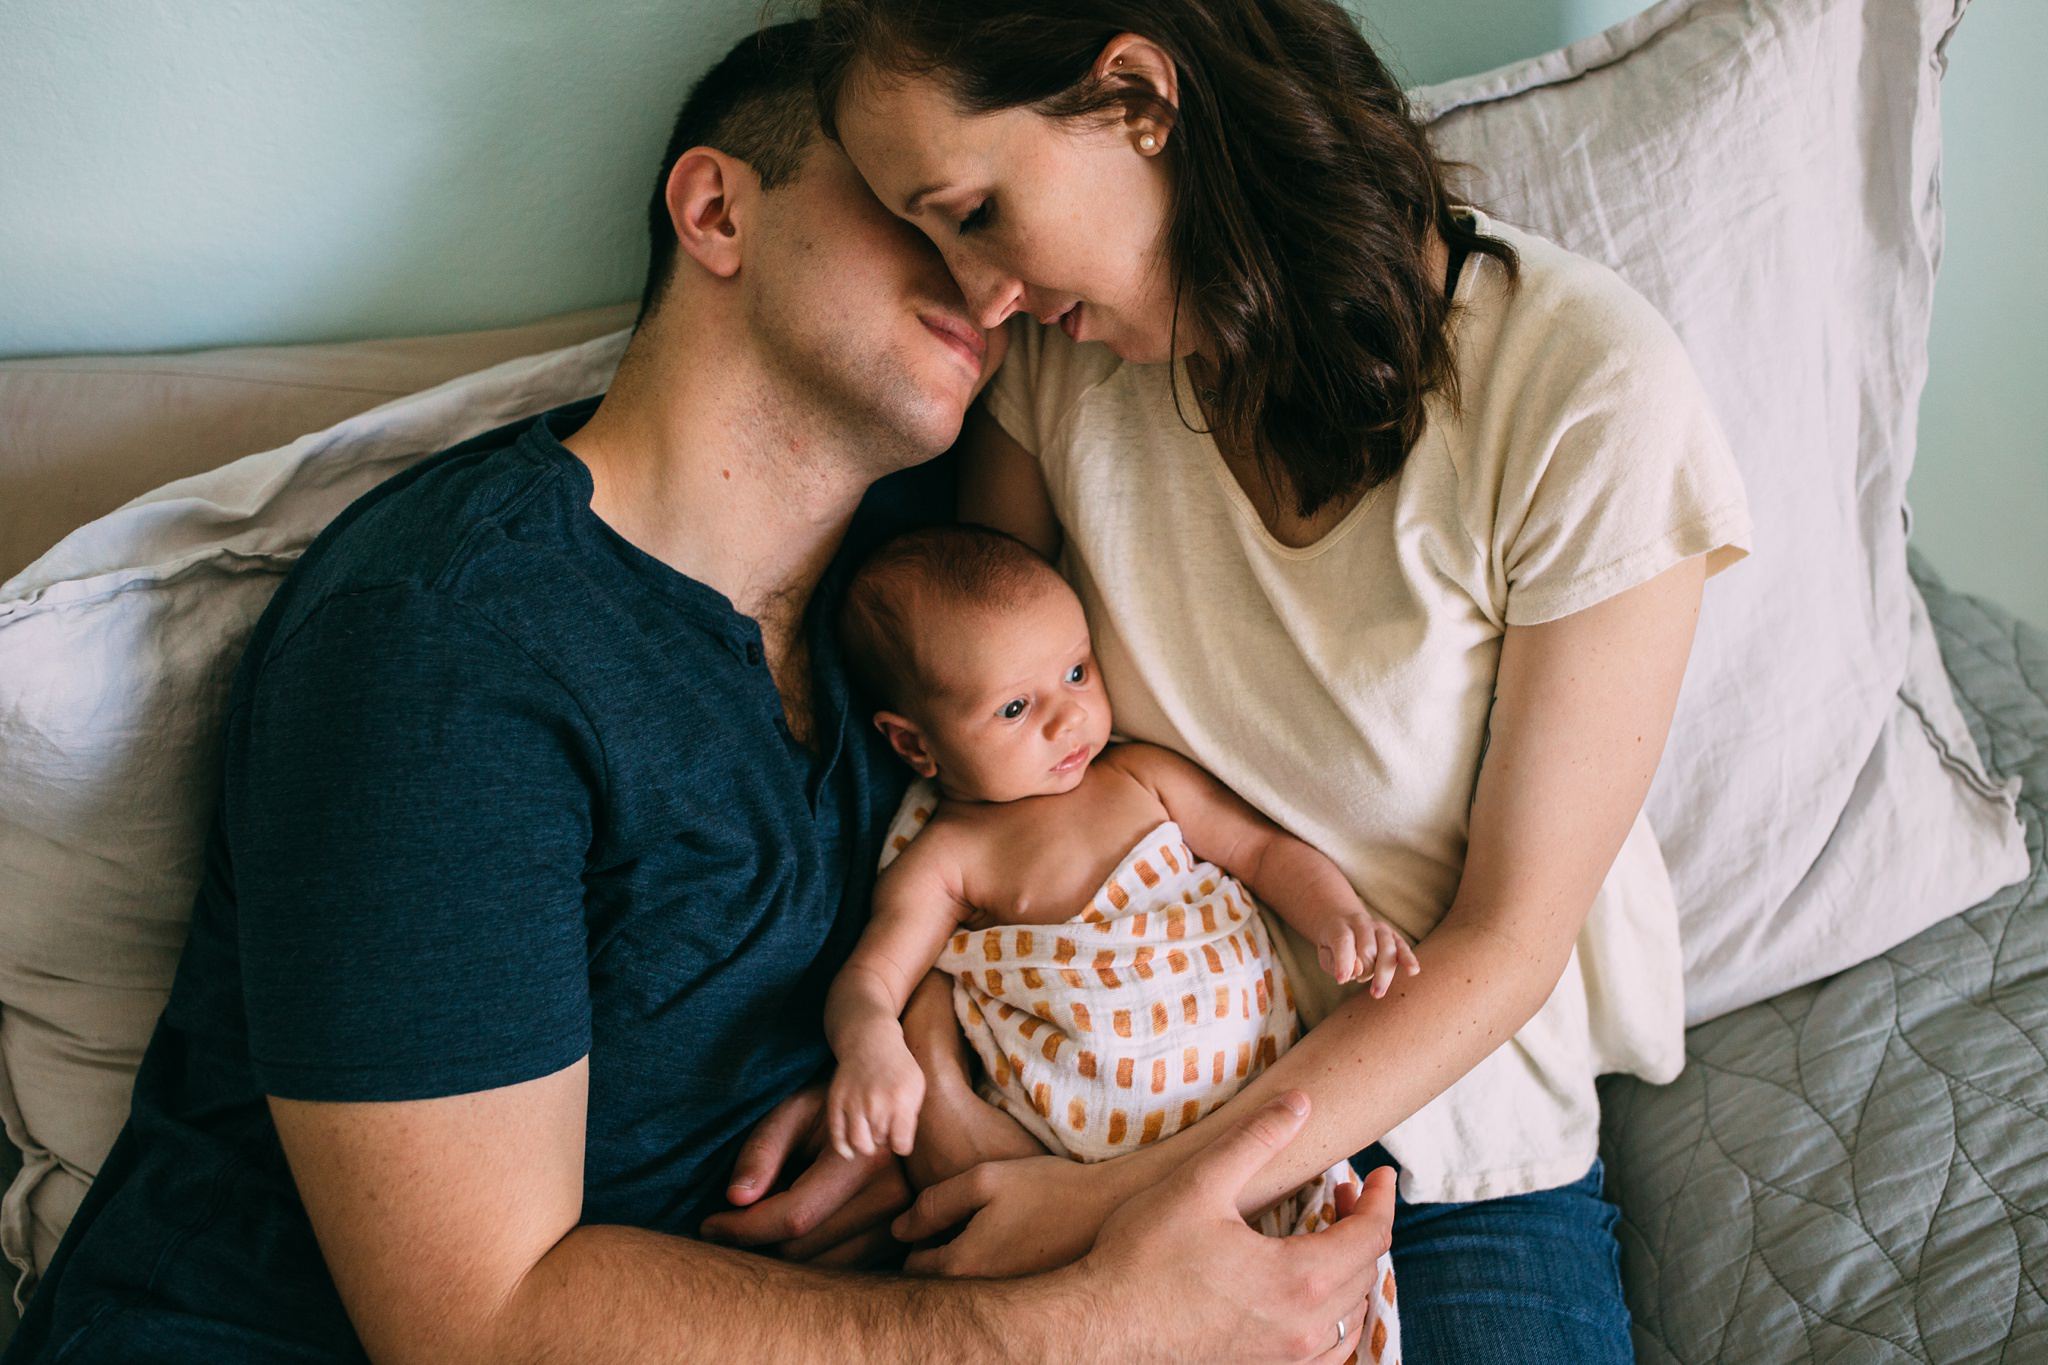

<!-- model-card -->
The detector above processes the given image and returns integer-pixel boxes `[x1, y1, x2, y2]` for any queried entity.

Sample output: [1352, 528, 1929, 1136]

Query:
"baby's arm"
[824, 836, 975, 1159]
[1111, 744, 1420, 995]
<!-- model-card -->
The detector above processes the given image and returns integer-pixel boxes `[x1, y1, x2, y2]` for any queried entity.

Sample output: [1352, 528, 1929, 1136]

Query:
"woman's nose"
[956, 260, 1025, 330]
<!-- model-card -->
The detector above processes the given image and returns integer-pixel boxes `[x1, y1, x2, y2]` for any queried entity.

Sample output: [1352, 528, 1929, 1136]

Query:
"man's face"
[736, 138, 1008, 463]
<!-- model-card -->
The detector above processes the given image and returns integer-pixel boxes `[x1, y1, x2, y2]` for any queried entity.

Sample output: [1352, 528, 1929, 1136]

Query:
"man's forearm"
[492, 1222, 1093, 1365]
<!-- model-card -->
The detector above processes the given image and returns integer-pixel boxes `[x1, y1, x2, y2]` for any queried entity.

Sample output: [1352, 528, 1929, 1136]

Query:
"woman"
[813, 1, 1752, 1358]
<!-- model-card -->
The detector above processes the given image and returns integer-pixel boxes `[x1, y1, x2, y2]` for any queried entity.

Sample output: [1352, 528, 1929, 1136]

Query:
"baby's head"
[840, 525, 1112, 803]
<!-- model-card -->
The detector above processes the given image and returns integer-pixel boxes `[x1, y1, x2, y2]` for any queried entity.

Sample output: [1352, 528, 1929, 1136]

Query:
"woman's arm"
[894, 554, 1707, 1270]
[957, 403, 1062, 560]
[1113, 554, 1709, 1212]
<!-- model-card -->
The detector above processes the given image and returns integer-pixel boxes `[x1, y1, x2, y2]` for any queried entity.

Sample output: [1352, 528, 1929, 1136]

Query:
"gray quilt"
[0, 555, 2038, 1356]
[1605, 554, 2046, 1362]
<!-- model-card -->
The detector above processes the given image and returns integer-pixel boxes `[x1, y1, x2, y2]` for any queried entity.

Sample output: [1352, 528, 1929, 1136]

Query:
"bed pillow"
[0, 329, 627, 1302]
[1412, 0, 2027, 1023]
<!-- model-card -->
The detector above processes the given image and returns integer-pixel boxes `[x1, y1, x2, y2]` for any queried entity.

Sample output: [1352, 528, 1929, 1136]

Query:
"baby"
[827, 525, 1415, 1344]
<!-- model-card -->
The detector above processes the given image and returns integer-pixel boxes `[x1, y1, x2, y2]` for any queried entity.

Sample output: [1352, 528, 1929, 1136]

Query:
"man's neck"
[565, 326, 880, 637]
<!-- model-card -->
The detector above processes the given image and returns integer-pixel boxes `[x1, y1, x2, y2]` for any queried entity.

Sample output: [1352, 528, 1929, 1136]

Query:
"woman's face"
[832, 49, 1190, 364]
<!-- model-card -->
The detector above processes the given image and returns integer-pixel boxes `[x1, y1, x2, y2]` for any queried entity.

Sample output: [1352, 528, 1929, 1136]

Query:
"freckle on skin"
[721, 468, 731, 480]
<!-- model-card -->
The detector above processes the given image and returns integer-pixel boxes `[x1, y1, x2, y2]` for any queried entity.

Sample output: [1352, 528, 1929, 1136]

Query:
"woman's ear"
[662, 147, 752, 281]
[874, 710, 940, 778]
[1095, 33, 1180, 154]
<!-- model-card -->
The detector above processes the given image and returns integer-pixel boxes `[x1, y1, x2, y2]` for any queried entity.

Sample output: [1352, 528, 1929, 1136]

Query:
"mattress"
[0, 554, 2037, 1355]
[1603, 550, 2046, 1362]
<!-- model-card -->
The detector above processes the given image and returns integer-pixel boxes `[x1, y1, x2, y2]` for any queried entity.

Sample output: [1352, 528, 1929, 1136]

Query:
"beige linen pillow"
[0, 327, 628, 1303]
[1414, 0, 2026, 1022]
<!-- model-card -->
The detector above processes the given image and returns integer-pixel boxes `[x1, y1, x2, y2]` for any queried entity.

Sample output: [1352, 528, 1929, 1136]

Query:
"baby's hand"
[1314, 904, 1421, 998]
[826, 1034, 927, 1160]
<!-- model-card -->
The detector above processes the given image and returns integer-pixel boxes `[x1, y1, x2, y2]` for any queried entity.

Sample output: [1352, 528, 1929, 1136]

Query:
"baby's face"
[913, 580, 1114, 803]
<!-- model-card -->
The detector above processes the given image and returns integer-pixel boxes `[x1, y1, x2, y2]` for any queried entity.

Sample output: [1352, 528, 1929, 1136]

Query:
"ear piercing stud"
[1139, 133, 1158, 151]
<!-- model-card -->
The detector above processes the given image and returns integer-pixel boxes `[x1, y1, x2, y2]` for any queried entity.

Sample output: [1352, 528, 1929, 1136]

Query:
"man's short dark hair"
[638, 20, 819, 323]
[839, 525, 1063, 715]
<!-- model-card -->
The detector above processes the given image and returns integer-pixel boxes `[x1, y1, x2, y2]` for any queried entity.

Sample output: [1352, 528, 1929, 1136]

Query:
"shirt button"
[744, 641, 763, 666]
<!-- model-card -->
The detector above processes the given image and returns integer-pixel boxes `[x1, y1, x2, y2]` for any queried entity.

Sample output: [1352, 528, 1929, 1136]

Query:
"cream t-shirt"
[980, 210, 1753, 1203]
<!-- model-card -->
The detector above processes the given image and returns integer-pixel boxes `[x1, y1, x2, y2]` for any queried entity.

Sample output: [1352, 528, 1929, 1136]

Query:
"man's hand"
[1075, 1092, 1395, 1364]
[699, 1081, 913, 1268]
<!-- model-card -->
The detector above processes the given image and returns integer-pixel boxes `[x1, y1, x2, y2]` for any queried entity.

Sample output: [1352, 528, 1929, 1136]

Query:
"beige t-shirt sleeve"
[979, 315, 1124, 466]
[1485, 276, 1754, 627]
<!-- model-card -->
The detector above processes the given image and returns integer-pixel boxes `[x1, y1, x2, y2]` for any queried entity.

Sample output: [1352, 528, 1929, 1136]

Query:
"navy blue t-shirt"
[5, 399, 946, 1363]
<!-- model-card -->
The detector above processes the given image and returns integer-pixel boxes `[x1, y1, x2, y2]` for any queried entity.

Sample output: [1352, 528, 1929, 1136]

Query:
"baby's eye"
[1066, 663, 1088, 685]
[1000, 698, 1027, 720]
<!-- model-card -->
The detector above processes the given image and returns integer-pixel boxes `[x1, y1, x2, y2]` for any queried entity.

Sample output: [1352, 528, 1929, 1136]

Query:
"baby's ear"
[873, 710, 939, 778]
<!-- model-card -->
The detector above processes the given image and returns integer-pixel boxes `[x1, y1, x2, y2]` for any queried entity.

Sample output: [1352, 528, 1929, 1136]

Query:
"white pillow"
[0, 331, 626, 1300]
[1413, 0, 2027, 1022]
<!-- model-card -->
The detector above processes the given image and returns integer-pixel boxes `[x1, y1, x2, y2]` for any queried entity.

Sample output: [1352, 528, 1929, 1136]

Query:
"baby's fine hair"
[839, 524, 1059, 713]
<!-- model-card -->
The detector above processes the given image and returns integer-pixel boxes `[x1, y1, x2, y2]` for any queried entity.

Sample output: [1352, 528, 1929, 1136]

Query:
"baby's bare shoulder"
[882, 805, 985, 883]
[1099, 740, 1207, 789]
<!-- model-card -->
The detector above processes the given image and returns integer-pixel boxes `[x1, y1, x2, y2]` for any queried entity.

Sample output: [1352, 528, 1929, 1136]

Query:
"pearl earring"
[1139, 132, 1158, 152]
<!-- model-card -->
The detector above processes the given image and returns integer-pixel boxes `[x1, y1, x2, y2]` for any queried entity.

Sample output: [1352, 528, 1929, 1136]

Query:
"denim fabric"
[1352, 1142, 1632, 1365]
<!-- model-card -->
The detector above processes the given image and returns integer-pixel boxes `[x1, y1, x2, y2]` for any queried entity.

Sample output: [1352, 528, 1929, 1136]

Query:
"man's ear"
[663, 146, 753, 281]
[873, 710, 939, 778]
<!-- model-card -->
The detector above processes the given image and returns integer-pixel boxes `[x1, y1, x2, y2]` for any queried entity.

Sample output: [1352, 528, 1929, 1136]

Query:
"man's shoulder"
[253, 402, 599, 668]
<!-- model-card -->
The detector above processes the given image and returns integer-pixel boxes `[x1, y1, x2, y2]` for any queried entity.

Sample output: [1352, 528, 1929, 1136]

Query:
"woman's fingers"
[777, 1161, 914, 1261]
[804, 1224, 904, 1271]
[891, 1165, 992, 1242]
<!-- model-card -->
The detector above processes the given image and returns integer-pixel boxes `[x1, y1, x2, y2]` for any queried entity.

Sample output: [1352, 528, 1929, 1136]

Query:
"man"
[3, 24, 1389, 1364]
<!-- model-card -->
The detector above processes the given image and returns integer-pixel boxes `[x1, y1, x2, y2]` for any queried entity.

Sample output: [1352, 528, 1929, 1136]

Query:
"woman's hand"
[892, 1151, 1140, 1276]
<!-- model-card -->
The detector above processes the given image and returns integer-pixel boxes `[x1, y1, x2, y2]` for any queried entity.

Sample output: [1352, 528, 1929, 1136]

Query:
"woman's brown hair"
[812, 0, 1518, 517]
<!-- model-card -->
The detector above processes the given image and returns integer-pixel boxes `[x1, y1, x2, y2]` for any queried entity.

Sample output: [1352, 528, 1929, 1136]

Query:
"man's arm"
[272, 1063, 1390, 1365]
[270, 1059, 1050, 1365]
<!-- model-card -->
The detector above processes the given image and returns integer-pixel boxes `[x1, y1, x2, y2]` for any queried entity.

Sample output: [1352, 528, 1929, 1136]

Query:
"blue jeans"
[1351, 1143, 1632, 1364]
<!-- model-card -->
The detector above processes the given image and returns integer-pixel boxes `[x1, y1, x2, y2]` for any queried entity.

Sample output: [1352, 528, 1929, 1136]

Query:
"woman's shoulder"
[1462, 210, 1693, 382]
[981, 315, 1136, 460]
[1451, 211, 1709, 436]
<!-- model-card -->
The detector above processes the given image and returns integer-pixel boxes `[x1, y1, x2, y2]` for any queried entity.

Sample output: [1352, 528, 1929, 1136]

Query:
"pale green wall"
[1, 0, 2039, 623]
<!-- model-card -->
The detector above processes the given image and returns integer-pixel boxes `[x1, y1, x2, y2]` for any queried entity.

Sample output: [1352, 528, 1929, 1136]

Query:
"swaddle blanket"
[882, 791, 1401, 1362]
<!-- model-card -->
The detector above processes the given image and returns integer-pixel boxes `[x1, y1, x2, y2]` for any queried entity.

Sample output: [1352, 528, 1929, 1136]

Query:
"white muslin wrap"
[880, 782, 1402, 1362]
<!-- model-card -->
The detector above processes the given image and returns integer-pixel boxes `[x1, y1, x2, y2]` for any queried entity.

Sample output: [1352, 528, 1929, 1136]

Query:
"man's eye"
[958, 201, 992, 235]
[1000, 698, 1027, 720]
[1067, 664, 1087, 684]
